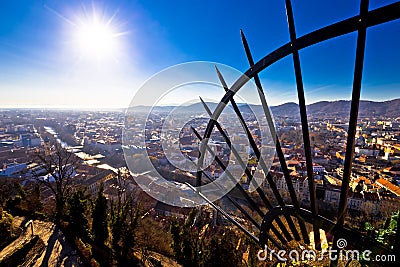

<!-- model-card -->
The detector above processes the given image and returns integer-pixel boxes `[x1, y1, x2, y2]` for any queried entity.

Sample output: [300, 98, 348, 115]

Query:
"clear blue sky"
[0, 0, 399, 108]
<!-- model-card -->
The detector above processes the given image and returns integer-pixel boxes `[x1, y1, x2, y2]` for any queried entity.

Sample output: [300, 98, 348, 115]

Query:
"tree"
[0, 180, 14, 208]
[377, 210, 399, 247]
[110, 170, 140, 266]
[67, 189, 90, 237]
[120, 204, 139, 265]
[0, 180, 24, 209]
[92, 183, 109, 245]
[2, 181, 44, 219]
[203, 229, 242, 267]
[169, 208, 248, 267]
[170, 211, 196, 266]
[170, 209, 209, 267]
[110, 195, 140, 266]
[0, 209, 14, 243]
[4, 183, 26, 216]
[136, 217, 173, 261]
[33, 142, 78, 221]
[25, 183, 44, 217]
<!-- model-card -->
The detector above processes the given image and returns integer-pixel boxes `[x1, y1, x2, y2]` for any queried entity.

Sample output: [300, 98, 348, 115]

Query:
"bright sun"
[73, 14, 121, 61]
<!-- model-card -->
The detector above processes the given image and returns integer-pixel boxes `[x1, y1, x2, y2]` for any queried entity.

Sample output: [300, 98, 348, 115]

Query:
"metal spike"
[190, 126, 266, 218]
[241, 29, 305, 242]
[284, 0, 320, 248]
[185, 182, 285, 252]
[200, 98, 294, 241]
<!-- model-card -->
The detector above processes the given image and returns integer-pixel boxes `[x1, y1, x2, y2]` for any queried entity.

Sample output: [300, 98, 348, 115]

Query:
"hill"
[128, 98, 400, 118]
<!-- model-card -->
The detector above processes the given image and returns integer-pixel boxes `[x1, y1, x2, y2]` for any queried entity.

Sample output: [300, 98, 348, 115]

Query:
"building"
[83, 169, 114, 196]
[0, 163, 27, 176]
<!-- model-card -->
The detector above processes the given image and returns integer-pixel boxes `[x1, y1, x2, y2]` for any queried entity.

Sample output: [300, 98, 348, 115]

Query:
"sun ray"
[44, 4, 76, 26]
[69, 5, 126, 62]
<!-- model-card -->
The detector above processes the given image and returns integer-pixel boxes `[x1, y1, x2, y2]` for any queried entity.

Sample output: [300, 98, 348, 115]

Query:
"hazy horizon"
[1, 96, 399, 111]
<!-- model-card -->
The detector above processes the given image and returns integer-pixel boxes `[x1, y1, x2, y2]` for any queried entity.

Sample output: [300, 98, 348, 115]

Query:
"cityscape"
[1, 0, 400, 266]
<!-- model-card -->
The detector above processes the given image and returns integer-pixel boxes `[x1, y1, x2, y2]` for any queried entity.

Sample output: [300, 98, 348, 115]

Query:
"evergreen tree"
[121, 203, 139, 266]
[0, 209, 14, 242]
[67, 190, 89, 237]
[26, 183, 44, 217]
[170, 209, 207, 267]
[92, 184, 109, 245]
[170, 218, 183, 262]
[109, 171, 140, 266]
[110, 196, 140, 266]
[204, 229, 242, 267]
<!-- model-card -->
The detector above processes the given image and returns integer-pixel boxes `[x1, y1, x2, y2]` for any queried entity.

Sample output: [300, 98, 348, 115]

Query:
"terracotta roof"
[287, 160, 301, 166]
[353, 176, 372, 185]
[375, 178, 400, 197]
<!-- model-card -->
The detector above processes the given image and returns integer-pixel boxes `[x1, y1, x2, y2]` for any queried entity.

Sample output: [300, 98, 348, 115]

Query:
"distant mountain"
[306, 99, 400, 118]
[270, 102, 300, 118]
[359, 99, 400, 118]
[129, 98, 400, 118]
[270, 99, 400, 118]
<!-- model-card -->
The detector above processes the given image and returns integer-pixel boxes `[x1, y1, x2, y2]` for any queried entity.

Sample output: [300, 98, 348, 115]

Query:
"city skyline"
[0, 0, 399, 108]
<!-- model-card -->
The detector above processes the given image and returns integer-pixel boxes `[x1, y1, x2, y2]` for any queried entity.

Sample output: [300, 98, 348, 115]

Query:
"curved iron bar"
[260, 206, 394, 263]
[198, 0, 400, 182]
[216, 1, 400, 110]
[185, 182, 262, 245]
[196, 0, 400, 261]
[188, 155, 263, 231]
[190, 125, 288, 245]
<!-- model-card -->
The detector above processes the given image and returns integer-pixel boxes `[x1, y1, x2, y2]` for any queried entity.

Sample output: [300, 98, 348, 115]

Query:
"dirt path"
[134, 250, 182, 267]
[0, 217, 83, 267]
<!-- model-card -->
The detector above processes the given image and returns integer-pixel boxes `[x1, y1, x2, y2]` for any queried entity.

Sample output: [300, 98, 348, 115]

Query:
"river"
[43, 126, 117, 172]
[43, 126, 69, 148]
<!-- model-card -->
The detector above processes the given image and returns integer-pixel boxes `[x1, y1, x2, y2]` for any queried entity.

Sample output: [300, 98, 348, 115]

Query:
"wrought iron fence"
[189, 0, 400, 265]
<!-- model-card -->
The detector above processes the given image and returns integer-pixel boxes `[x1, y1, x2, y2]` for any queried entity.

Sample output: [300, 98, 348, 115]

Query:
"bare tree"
[33, 142, 79, 221]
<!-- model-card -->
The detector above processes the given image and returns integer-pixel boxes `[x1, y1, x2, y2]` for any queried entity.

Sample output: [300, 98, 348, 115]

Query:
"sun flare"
[73, 12, 123, 62]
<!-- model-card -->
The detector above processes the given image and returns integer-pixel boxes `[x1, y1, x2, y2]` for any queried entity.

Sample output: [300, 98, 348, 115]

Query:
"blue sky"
[0, 0, 399, 108]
